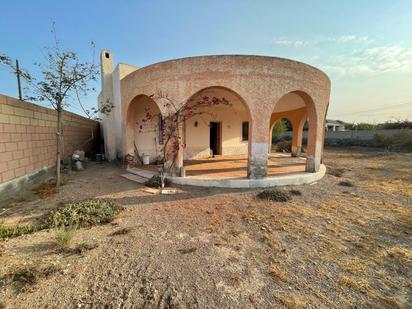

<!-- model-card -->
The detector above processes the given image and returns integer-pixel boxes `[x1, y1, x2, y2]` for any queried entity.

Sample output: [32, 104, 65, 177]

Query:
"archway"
[177, 86, 253, 178]
[269, 91, 319, 174]
[124, 95, 163, 164]
[270, 117, 293, 153]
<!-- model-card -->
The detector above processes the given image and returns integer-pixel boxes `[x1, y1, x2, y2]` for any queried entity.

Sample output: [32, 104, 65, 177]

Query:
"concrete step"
[120, 173, 148, 184]
[126, 167, 156, 179]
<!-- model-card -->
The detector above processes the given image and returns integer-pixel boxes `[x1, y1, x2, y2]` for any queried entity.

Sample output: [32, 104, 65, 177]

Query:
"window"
[105, 52, 110, 59]
[242, 121, 249, 141]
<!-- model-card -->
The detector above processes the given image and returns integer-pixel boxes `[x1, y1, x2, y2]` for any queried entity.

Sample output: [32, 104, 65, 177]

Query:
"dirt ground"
[0, 147, 411, 308]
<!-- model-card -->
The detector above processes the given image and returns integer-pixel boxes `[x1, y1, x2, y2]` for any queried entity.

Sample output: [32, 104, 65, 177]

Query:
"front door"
[209, 122, 221, 156]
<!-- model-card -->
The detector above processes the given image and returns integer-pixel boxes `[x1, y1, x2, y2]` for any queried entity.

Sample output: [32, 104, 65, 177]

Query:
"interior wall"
[184, 88, 250, 159]
[130, 97, 162, 162]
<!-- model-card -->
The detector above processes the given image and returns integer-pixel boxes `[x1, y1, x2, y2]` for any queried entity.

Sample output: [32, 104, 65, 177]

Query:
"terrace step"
[120, 173, 148, 184]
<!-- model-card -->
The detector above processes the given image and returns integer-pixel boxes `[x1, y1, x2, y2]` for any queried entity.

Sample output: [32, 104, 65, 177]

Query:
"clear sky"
[1, 0, 411, 123]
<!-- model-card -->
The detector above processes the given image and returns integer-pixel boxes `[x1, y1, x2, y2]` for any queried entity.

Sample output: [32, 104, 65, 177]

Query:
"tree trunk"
[56, 105, 63, 188]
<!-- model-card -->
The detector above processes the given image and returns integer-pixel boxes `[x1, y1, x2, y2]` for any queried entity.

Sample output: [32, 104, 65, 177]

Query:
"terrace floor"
[139, 153, 307, 179]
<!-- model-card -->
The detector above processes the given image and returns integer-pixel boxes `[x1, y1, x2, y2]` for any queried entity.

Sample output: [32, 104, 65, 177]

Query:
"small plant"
[339, 181, 354, 187]
[47, 199, 120, 228]
[274, 140, 292, 153]
[0, 224, 47, 240]
[257, 189, 292, 202]
[54, 227, 76, 251]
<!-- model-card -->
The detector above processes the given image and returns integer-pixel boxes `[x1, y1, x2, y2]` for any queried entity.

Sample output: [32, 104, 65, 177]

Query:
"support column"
[248, 117, 269, 179]
[291, 116, 305, 157]
[305, 114, 324, 172]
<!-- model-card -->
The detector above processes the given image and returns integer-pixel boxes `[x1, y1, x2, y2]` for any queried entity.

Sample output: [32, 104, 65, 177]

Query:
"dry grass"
[0, 148, 410, 308]
[54, 227, 76, 252]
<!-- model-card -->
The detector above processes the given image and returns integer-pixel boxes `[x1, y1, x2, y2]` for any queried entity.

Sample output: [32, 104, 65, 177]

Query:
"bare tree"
[1, 23, 111, 188]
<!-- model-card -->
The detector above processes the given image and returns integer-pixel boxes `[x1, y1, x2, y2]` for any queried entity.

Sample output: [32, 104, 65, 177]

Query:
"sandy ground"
[0, 147, 411, 308]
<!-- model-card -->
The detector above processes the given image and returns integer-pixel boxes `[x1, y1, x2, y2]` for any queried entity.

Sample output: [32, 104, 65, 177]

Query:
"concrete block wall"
[0, 94, 99, 184]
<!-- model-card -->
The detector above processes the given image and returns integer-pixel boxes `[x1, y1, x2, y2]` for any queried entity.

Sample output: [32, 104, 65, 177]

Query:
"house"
[325, 119, 345, 131]
[98, 51, 330, 186]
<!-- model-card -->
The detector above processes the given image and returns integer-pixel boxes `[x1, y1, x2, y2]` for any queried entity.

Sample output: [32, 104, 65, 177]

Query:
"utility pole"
[15, 59, 22, 100]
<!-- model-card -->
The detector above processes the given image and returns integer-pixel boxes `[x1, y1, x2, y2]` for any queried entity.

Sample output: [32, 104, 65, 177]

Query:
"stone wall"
[0, 94, 99, 184]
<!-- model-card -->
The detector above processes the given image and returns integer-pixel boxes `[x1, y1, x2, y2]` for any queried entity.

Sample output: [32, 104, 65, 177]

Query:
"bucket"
[95, 154, 102, 162]
[142, 154, 150, 165]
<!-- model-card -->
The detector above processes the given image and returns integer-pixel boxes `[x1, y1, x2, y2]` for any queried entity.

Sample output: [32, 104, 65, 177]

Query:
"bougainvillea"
[135, 92, 232, 173]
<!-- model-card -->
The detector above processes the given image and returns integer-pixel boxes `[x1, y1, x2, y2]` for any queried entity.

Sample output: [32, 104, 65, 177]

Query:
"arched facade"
[98, 52, 330, 179]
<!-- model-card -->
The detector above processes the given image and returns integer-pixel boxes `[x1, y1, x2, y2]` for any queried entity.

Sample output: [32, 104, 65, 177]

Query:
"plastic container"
[142, 154, 150, 165]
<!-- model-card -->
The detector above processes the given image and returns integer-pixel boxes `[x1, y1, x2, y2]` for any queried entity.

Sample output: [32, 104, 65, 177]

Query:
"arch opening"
[268, 91, 319, 175]
[177, 86, 253, 178]
[125, 94, 163, 164]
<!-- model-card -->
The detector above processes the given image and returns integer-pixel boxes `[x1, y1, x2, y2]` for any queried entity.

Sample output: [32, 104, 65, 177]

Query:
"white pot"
[142, 155, 150, 165]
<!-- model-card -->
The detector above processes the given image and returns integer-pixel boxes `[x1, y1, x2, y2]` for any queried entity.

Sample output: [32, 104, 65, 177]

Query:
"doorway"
[209, 122, 222, 156]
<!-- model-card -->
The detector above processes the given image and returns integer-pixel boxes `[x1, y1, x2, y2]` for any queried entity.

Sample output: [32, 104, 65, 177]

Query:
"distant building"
[325, 119, 345, 131]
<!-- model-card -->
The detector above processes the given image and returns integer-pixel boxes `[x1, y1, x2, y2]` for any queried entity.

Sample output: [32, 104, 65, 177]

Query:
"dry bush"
[257, 189, 292, 202]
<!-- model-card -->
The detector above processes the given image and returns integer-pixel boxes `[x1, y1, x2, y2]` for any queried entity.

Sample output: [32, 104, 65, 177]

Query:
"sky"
[1, 0, 412, 123]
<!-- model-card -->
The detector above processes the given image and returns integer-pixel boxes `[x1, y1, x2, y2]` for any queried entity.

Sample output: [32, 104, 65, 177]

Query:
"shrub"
[145, 175, 168, 188]
[274, 140, 292, 153]
[47, 199, 120, 228]
[257, 189, 292, 202]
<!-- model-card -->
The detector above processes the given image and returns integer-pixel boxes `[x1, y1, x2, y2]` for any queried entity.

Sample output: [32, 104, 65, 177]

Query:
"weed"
[1, 200, 120, 241]
[47, 199, 120, 228]
[257, 189, 292, 202]
[339, 181, 354, 187]
[54, 227, 76, 251]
